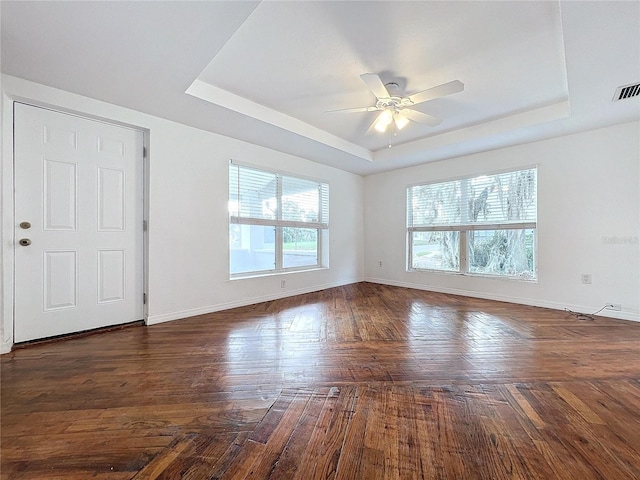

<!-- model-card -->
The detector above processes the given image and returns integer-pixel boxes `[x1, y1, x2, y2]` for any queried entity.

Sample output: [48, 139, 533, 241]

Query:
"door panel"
[43, 250, 77, 311]
[97, 249, 126, 304]
[43, 158, 78, 230]
[14, 103, 144, 342]
[97, 167, 125, 231]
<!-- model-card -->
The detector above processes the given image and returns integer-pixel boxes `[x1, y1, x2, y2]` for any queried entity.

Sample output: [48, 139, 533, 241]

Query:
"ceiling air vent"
[613, 82, 640, 101]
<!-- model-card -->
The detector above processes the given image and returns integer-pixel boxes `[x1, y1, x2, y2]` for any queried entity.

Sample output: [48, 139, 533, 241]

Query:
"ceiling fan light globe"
[380, 109, 393, 124]
[394, 112, 410, 130]
[374, 109, 393, 133]
[374, 120, 388, 133]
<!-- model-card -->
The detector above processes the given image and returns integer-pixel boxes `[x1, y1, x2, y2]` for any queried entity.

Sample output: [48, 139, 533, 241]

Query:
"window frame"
[229, 161, 329, 278]
[406, 166, 537, 280]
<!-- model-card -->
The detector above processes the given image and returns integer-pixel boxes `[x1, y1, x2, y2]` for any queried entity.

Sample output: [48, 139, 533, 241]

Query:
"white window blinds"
[407, 168, 537, 230]
[229, 163, 329, 228]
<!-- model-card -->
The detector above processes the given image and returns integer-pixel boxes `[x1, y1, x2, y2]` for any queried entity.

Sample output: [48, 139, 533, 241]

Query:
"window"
[407, 167, 537, 279]
[229, 162, 329, 276]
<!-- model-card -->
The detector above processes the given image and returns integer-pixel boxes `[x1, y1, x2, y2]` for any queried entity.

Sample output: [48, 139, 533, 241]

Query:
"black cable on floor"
[563, 305, 607, 321]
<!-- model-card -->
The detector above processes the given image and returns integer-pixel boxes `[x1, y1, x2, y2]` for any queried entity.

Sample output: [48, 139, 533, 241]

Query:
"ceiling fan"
[327, 73, 464, 135]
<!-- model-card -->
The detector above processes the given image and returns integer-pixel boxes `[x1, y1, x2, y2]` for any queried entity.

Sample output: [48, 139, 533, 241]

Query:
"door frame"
[1, 96, 150, 352]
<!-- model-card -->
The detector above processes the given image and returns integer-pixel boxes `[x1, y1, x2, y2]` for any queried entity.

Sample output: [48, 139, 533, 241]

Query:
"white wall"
[144, 121, 364, 323]
[1, 75, 364, 349]
[364, 121, 640, 322]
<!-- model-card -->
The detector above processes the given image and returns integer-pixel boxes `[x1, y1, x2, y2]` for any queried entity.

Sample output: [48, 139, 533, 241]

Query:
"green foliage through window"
[407, 168, 537, 279]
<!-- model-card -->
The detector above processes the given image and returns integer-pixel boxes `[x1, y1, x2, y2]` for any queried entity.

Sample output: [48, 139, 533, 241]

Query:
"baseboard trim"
[1, 339, 13, 354]
[147, 278, 361, 326]
[363, 277, 640, 323]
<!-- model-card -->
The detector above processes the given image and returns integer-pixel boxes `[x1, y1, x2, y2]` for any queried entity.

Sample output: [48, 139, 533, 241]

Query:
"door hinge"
[143, 146, 147, 158]
[143, 293, 147, 305]
[143, 220, 148, 232]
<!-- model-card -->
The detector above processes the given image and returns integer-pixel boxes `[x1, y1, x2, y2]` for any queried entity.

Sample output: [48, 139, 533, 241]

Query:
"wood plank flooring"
[2, 282, 640, 479]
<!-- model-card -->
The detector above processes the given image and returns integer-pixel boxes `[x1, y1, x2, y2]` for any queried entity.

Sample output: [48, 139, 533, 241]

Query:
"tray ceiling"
[2, 1, 639, 175]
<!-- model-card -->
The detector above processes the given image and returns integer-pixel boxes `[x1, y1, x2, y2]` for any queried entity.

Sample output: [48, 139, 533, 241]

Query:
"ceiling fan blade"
[360, 73, 390, 100]
[324, 106, 379, 114]
[408, 80, 464, 106]
[402, 108, 442, 127]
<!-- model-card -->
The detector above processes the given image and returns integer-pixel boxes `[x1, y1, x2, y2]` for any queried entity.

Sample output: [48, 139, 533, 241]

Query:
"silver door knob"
[19, 238, 31, 246]
[19, 221, 31, 229]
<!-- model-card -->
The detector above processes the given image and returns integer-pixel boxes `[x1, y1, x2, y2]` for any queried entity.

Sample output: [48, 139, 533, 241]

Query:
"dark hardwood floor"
[2, 282, 640, 479]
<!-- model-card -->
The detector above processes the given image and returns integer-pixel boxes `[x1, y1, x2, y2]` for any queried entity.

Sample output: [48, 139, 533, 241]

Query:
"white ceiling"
[2, 1, 639, 176]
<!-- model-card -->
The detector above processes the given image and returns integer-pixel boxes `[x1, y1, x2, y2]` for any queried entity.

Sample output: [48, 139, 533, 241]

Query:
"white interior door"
[14, 103, 144, 342]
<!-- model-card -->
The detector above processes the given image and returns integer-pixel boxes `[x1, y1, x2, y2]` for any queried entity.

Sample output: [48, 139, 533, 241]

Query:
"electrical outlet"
[378, 260, 383, 267]
[605, 303, 622, 311]
[581, 274, 592, 284]
[280, 280, 286, 288]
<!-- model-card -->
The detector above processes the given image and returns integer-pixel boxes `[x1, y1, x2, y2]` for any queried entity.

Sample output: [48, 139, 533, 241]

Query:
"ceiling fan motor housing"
[375, 96, 414, 111]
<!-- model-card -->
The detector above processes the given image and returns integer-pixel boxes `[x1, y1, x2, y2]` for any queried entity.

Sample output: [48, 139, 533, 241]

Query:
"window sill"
[229, 266, 328, 281]
[408, 268, 538, 283]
